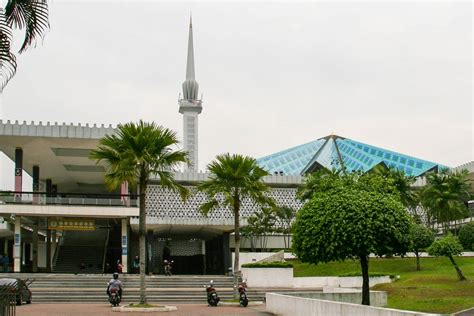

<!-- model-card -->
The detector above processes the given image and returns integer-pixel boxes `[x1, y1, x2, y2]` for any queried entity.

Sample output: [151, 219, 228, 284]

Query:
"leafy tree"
[292, 172, 412, 306]
[409, 224, 435, 271]
[197, 153, 275, 296]
[274, 206, 297, 249]
[372, 165, 417, 208]
[296, 168, 341, 201]
[1, 0, 49, 90]
[90, 121, 188, 304]
[428, 234, 466, 281]
[245, 207, 276, 251]
[458, 222, 474, 251]
[422, 170, 471, 234]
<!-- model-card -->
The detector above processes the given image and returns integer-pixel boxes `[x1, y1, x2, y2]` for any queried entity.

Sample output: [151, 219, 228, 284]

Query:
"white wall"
[266, 293, 440, 316]
[232, 252, 295, 270]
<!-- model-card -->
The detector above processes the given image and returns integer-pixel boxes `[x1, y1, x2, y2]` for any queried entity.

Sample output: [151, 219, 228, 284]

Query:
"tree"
[1, 0, 49, 91]
[372, 165, 417, 208]
[197, 153, 275, 296]
[274, 206, 297, 249]
[292, 172, 412, 306]
[422, 170, 471, 234]
[90, 121, 188, 304]
[458, 222, 474, 251]
[409, 224, 435, 271]
[428, 234, 466, 281]
[246, 207, 276, 251]
[296, 168, 341, 201]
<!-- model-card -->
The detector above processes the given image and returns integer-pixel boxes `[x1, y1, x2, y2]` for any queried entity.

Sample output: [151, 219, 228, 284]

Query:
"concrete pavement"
[16, 303, 274, 316]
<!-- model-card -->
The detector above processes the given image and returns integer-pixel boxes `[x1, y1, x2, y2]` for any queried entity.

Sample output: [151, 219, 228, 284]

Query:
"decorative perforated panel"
[145, 185, 303, 226]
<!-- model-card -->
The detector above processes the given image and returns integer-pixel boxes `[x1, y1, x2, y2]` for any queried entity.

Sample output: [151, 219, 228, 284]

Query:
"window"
[416, 162, 423, 169]
[408, 160, 415, 167]
[400, 157, 407, 164]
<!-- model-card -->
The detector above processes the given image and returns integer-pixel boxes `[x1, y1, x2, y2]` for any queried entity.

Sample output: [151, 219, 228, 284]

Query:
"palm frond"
[5, 0, 49, 53]
[0, 9, 16, 92]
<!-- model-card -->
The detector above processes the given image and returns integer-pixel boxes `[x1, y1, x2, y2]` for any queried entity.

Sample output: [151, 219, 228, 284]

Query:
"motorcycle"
[108, 287, 121, 307]
[238, 279, 248, 307]
[205, 280, 220, 307]
[163, 260, 174, 276]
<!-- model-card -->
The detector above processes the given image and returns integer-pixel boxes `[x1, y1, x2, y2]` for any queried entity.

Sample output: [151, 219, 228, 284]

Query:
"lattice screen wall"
[145, 185, 303, 224]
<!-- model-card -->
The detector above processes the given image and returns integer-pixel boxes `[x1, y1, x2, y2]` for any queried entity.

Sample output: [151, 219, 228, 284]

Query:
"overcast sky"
[0, 1, 472, 189]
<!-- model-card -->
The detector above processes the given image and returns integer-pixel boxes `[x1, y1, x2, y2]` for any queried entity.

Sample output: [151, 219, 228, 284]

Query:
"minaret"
[179, 16, 202, 172]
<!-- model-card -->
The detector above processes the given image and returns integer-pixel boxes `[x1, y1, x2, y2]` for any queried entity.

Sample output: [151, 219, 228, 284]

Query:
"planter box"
[241, 267, 293, 288]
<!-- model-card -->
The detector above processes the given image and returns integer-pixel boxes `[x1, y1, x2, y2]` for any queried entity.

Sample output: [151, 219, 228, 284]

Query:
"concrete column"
[121, 219, 128, 273]
[32, 225, 38, 272]
[14, 148, 23, 201]
[3, 239, 8, 256]
[51, 230, 57, 268]
[202, 240, 206, 275]
[46, 229, 51, 272]
[222, 233, 231, 275]
[121, 182, 130, 207]
[32, 165, 40, 204]
[13, 217, 21, 272]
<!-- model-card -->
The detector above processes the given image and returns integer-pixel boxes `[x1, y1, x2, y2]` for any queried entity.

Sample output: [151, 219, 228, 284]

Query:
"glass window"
[400, 157, 407, 164]
[408, 160, 415, 167]
[377, 151, 383, 157]
[392, 155, 399, 162]
[384, 153, 391, 159]
[363, 147, 369, 153]
[370, 148, 376, 155]
[416, 162, 423, 169]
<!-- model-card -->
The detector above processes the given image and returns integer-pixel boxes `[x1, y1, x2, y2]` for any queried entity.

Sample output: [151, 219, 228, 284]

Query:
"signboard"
[121, 236, 127, 246]
[122, 248, 128, 255]
[14, 233, 20, 245]
[48, 218, 95, 231]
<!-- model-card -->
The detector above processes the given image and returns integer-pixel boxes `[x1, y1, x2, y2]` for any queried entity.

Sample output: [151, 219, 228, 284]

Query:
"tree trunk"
[233, 192, 241, 299]
[415, 251, 420, 271]
[448, 255, 467, 281]
[139, 180, 147, 304]
[359, 255, 370, 306]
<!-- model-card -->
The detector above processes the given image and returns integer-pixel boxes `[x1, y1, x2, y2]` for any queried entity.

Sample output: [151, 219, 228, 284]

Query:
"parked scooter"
[238, 279, 248, 307]
[163, 260, 174, 276]
[108, 286, 121, 307]
[205, 280, 220, 307]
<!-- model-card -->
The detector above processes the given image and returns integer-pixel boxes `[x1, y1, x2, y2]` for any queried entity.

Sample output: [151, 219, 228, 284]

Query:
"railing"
[102, 228, 110, 273]
[0, 282, 16, 316]
[0, 191, 138, 207]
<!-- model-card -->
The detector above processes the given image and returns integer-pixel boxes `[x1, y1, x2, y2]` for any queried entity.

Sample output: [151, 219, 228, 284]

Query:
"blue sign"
[122, 248, 128, 255]
[14, 234, 20, 245]
[122, 235, 127, 246]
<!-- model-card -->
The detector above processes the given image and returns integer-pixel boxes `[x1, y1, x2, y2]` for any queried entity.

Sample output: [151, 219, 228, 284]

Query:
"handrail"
[102, 228, 110, 274]
[0, 190, 138, 199]
[52, 232, 65, 271]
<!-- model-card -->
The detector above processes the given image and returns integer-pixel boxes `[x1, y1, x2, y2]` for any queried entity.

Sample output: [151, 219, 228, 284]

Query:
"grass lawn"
[290, 257, 474, 314]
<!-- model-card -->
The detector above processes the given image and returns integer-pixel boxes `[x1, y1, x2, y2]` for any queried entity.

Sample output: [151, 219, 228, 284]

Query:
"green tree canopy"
[421, 170, 471, 233]
[409, 224, 435, 271]
[292, 172, 412, 305]
[90, 120, 188, 304]
[428, 234, 466, 281]
[459, 222, 474, 251]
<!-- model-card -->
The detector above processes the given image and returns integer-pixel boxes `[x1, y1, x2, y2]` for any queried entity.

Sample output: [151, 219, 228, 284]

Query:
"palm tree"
[372, 165, 417, 208]
[422, 169, 471, 234]
[1, 0, 49, 91]
[197, 154, 275, 296]
[90, 121, 189, 304]
[297, 168, 341, 201]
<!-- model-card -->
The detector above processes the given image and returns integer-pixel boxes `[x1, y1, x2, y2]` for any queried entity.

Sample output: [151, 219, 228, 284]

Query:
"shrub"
[241, 261, 293, 268]
[459, 222, 474, 251]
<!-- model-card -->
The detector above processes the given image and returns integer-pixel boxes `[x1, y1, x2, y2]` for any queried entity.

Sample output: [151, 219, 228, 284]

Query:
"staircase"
[0, 274, 316, 304]
[54, 229, 108, 273]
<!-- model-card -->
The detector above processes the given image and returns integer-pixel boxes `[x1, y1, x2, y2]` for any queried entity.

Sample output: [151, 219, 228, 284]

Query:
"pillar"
[46, 179, 52, 197]
[46, 229, 51, 272]
[32, 224, 38, 272]
[222, 233, 231, 275]
[51, 230, 57, 268]
[121, 219, 128, 273]
[14, 148, 23, 200]
[32, 166, 40, 204]
[202, 240, 206, 275]
[13, 217, 21, 272]
[121, 182, 130, 207]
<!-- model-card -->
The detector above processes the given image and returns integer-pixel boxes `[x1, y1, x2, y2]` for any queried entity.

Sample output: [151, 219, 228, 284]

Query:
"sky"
[0, 1, 472, 190]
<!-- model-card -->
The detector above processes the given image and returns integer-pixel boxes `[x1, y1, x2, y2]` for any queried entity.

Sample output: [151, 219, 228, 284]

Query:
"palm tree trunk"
[139, 181, 147, 304]
[360, 254, 370, 306]
[233, 192, 241, 299]
[448, 255, 467, 281]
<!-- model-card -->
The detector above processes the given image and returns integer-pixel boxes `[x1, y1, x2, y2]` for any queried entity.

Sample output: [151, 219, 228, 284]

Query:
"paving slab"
[16, 303, 274, 316]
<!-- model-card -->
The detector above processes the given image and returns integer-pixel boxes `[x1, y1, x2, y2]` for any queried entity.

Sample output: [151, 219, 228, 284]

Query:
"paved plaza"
[16, 303, 273, 316]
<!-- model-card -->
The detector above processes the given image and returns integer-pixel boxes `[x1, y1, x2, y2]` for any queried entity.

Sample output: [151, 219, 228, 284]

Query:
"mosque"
[0, 19, 464, 275]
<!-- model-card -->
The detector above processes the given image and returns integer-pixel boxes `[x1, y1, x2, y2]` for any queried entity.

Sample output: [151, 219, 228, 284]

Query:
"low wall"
[241, 267, 391, 289]
[266, 293, 440, 316]
[276, 291, 387, 307]
[233, 252, 296, 270]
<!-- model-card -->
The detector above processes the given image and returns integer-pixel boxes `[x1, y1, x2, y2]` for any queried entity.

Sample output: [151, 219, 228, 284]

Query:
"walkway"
[16, 303, 274, 316]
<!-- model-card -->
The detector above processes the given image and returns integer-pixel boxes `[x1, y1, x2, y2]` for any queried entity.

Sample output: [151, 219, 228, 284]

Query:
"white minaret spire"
[179, 15, 202, 172]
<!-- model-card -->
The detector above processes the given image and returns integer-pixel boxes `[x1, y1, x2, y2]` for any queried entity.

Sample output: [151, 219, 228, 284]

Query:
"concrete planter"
[241, 267, 293, 288]
[112, 305, 177, 313]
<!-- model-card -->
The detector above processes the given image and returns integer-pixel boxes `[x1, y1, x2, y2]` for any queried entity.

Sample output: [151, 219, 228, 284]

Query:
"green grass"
[290, 257, 474, 314]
